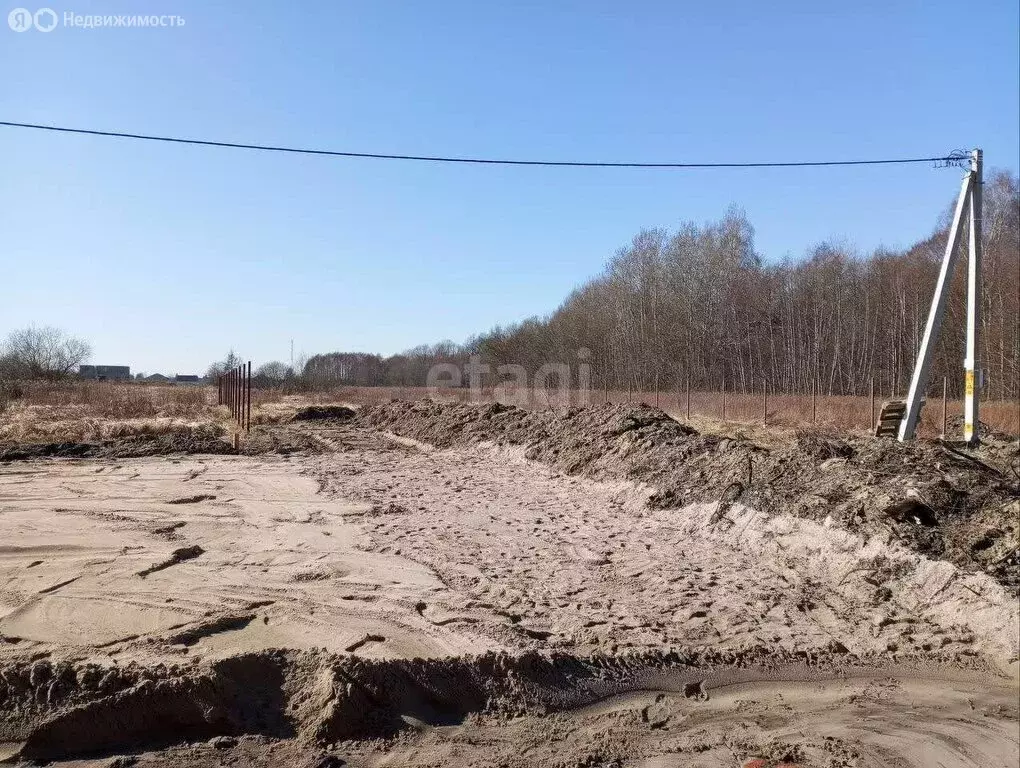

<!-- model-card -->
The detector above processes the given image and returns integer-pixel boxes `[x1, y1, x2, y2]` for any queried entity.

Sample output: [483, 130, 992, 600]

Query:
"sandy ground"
[0, 420, 1017, 766]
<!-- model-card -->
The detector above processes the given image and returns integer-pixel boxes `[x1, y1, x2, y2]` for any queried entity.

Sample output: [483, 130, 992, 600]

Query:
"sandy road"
[0, 422, 1017, 766]
[312, 431, 1017, 664]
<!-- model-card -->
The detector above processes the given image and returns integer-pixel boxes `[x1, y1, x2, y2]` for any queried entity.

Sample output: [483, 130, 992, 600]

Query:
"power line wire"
[0, 120, 959, 169]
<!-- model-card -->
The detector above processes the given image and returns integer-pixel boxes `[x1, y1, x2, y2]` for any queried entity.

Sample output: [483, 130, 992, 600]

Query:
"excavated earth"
[0, 401, 1017, 767]
[357, 401, 1020, 591]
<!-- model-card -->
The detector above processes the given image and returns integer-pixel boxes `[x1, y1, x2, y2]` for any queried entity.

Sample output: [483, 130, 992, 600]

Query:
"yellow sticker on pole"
[964, 371, 975, 396]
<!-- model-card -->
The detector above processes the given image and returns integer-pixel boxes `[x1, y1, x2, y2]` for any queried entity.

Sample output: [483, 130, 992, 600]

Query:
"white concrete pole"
[964, 149, 982, 444]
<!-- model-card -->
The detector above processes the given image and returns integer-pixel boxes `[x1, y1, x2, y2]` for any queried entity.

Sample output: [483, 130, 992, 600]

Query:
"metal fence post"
[870, 376, 875, 430]
[686, 374, 691, 421]
[246, 361, 252, 432]
[942, 376, 948, 439]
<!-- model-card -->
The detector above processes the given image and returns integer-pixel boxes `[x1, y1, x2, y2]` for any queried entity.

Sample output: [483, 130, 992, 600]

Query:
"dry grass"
[0, 382, 224, 443]
[2, 380, 1016, 444]
[13, 380, 214, 418]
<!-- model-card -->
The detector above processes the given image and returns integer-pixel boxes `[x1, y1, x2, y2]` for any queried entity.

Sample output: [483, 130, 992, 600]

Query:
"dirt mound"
[5, 652, 294, 760]
[4, 647, 1005, 761]
[356, 401, 1020, 589]
[946, 414, 1015, 442]
[291, 405, 356, 422]
[0, 433, 235, 461]
[0, 426, 331, 461]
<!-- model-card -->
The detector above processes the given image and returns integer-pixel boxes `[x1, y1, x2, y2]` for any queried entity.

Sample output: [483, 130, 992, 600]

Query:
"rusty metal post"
[721, 377, 726, 422]
[686, 374, 691, 421]
[762, 378, 767, 427]
[870, 376, 876, 430]
[812, 381, 817, 424]
[246, 361, 252, 432]
[654, 372, 659, 408]
[942, 376, 948, 439]
[236, 365, 242, 425]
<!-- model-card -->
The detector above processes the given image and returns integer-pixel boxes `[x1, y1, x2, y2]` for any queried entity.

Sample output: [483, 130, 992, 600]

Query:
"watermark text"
[8, 7, 185, 31]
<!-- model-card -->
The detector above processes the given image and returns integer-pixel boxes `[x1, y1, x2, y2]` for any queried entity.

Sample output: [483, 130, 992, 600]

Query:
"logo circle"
[34, 7, 57, 32]
[8, 7, 33, 31]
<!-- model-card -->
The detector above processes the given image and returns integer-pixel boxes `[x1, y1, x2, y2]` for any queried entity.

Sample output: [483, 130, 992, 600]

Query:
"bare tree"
[253, 360, 291, 387]
[205, 350, 244, 380]
[1, 326, 91, 380]
[273, 172, 1019, 402]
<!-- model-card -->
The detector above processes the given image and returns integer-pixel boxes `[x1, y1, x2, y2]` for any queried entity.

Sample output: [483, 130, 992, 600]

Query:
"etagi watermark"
[426, 349, 593, 407]
[8, 7, 186, 31]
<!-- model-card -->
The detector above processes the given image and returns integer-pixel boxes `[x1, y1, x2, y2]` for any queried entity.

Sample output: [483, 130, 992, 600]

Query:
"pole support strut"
[899, 151, 982, 442]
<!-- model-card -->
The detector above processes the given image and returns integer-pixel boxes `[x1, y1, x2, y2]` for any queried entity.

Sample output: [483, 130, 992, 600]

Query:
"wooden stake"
[654, 372, 659, 408]
[721, 378, 726, 422]
[812, 381, 817, 424]
[762, 379, 767, 426]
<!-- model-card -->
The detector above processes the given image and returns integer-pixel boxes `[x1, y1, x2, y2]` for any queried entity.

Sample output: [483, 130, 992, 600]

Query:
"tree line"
[4, 171, 1017, 403]
[300, 170, 1019, 400]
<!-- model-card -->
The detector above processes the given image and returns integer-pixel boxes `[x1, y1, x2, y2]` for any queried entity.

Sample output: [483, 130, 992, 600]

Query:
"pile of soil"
[290, 405, 356, 422]
[2, 646, 990, 762]
[0, 433, 236, 461]
[357, 401, 1020, 590]
[0, 426, 329, 461]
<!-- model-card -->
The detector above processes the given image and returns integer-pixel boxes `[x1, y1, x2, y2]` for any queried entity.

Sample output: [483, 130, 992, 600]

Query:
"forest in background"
[303, 170, 1019, 399]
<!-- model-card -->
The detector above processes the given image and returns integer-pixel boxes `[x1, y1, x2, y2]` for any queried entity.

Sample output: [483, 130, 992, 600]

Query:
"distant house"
[174, 374, 201, 384]
[79, 365, 131, 381]
[145, 373, 170, 383]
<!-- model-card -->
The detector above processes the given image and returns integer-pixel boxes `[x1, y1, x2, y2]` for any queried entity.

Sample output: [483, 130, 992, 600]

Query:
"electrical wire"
[0, 120, 962, 169]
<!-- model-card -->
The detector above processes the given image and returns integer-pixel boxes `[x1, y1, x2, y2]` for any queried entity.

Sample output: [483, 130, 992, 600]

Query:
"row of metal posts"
[605, 374, 954, 435]
[217, 362, 251, 432]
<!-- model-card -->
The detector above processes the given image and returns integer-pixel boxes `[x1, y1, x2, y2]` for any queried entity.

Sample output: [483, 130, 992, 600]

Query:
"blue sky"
[2, 0, 1018, 375]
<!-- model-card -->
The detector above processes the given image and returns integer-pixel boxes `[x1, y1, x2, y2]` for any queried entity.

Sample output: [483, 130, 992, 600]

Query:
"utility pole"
[900, 149, 982, 443]
[964, 149, 982, 443]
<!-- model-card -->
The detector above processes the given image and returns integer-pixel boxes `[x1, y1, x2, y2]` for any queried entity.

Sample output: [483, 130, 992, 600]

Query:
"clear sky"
[2, 0, 1018, 375]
